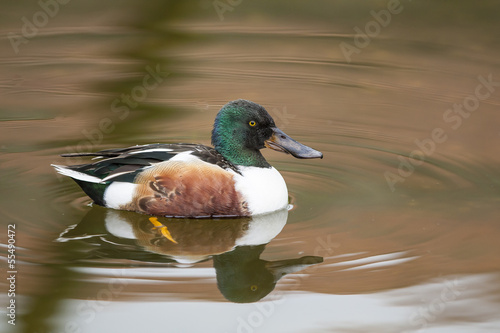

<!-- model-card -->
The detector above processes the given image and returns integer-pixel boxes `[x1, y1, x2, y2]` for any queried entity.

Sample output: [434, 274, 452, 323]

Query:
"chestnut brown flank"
[127, 160, 249, 217]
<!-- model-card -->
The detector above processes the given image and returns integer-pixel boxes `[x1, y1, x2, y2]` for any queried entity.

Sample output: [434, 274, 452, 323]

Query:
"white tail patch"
[103, 182, 137, 209]
[51, 164, 104, 184]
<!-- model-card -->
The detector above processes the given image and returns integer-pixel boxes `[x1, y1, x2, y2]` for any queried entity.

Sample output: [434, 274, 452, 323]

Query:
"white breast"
[233, 166, 289, 215]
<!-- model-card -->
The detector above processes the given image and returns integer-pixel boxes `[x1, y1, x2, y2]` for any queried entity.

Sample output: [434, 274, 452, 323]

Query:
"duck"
[52, 99, 323, 217]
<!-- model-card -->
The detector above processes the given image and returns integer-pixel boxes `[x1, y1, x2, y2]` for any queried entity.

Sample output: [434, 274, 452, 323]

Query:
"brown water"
[1, 1, 500, 332]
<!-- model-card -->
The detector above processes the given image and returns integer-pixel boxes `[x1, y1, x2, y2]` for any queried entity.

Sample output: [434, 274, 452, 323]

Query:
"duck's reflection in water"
[58, 207, 323, 302]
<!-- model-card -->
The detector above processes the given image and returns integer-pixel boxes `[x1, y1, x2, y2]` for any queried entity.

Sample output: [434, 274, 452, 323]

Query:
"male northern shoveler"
[52, 99, 322, 217]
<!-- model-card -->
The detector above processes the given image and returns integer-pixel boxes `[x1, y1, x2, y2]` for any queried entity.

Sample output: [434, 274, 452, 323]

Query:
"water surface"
[1, 1, 500, 332]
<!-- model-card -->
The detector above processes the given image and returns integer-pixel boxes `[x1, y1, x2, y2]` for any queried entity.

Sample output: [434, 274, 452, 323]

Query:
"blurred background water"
[1, 0, 500, 332]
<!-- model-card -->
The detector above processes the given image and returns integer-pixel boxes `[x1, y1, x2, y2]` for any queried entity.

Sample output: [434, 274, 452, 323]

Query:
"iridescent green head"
[211, 99, 323, 168]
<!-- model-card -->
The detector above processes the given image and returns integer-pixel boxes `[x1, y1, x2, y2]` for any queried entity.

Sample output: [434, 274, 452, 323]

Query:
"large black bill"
[264, 127, 323, 159]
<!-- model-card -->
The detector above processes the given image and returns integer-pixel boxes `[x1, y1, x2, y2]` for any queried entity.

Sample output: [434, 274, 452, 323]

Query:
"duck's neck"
[216, 145, 271, 168]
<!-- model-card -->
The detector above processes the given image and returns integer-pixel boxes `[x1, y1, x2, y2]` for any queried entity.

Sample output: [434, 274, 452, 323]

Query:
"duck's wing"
[54, 143, 238, 184]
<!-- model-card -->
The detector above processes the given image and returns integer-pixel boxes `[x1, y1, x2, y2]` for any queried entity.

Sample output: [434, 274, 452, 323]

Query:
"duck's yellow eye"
[250, 285, 258, 291]
[249, 120, 256, 127]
